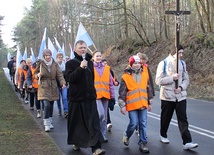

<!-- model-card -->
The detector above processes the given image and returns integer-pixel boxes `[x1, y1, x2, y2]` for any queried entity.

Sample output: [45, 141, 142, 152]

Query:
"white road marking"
[148, 112, 214, 139]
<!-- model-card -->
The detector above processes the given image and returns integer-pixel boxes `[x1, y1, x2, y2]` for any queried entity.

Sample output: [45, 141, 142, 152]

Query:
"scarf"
[43, 58, 53, 72]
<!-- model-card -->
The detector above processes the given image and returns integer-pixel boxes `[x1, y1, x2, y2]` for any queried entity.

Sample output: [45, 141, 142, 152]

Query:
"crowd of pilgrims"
[6, 41, 198, 155]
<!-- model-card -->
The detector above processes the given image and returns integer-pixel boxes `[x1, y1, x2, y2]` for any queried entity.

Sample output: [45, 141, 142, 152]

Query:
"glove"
[108, 98, 116, 111]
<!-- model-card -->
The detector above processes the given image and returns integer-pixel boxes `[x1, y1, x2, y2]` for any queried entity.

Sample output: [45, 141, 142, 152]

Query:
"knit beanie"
[171, 45, 184, 55]
[129, 55, 140, 67]
[43, 49, 52, 58]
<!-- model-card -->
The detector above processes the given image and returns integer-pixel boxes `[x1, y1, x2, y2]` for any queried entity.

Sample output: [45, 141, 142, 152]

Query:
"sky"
[0, 0, 32, 47]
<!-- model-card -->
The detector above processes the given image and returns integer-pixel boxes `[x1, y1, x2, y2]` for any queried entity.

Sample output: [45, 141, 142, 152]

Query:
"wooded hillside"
[104, 32, 214, 100]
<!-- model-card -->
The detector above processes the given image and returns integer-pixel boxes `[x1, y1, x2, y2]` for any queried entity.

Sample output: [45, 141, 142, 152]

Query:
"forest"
[2, 0, 214, 55]
[0, 0, 214, 100]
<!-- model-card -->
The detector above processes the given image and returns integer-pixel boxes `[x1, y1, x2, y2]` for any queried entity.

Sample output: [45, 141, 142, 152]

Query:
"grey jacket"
[155, 54, 189, 102]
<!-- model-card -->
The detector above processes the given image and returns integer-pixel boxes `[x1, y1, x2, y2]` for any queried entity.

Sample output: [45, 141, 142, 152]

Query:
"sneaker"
[37, 110, 41, 118]
[92, 148, 106, 155]
[160, 135, 170, 144]
[30, 106, 34, 110]
[107, 123, 112, 132]
[58, 110, 62, 116]
[72, 145, 80, 151]
[64, 112, 68, 118]
[25, 100, 29, 104]
[123, 132, 129, 146]
[183, 142, 198, 150]
[139, 143, 150, 153]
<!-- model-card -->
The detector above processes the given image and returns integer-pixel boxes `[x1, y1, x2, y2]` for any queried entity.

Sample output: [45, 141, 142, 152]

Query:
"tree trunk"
[123, 0, 129, 39]
[195, 0, 206, 33]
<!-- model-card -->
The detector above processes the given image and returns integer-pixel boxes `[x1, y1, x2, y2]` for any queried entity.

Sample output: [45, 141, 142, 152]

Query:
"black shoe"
[103, 137, 108, 143]
[64, 112, 68, 118]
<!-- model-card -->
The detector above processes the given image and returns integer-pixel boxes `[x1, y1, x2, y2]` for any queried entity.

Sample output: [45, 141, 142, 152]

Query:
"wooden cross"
[165, 0, 190, 88]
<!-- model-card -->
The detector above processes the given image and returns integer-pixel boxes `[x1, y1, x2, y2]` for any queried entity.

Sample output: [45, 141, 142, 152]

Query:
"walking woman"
[35, 49, 66, 132]
[93, 50, 115, 142]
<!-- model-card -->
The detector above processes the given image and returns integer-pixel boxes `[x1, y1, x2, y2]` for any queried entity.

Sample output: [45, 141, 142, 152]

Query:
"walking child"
[118, 55, 153, 153]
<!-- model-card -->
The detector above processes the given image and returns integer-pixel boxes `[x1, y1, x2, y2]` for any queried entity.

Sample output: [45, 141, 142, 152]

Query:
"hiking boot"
[139, 143, 150, 153]
[123, 132, 129, 146]
[37, 110, 41, 118]
[183, 142, 198, 150]
[160, 135, 170, 144]
[58, 110, 62, 116]
[107, 123, 112, 132]
[64, 112, 68, 118]
[92, 148, 106, 155]
[72, 145, 80, 151]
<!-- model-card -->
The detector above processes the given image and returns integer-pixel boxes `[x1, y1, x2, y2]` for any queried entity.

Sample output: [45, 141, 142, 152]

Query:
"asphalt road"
[3, 68, 214, 155]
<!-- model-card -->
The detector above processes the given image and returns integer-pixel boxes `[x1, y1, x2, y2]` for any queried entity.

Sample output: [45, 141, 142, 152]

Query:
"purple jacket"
[93, 62, 115, 99]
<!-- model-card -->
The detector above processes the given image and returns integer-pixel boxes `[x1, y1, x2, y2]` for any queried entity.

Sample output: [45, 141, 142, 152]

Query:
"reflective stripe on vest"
[94, 65, 111, 99]
[30, 66, 38, 89]
[122, 66, 149, 111]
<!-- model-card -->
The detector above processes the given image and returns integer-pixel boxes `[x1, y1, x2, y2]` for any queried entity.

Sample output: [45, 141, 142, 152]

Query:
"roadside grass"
[0, 69, 63, 155]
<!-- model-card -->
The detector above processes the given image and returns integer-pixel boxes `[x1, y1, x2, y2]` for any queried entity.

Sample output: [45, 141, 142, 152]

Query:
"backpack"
[159, 59, 186, 89]
[163, 59, 186, 75]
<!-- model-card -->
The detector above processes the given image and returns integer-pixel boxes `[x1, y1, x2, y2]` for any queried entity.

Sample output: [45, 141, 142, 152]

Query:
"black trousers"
[160, 99, 192, 144]
[29, 92, 41, 110]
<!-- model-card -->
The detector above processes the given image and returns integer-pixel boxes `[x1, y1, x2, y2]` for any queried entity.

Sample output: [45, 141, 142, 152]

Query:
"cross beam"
[165, 0, 190, 88]
[165, 11, 190, 15]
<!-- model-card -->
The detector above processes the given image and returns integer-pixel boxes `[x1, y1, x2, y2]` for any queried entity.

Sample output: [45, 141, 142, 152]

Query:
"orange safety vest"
[122, 66, 149, 111]
[17, 67, 23, 85]
[23, 69, 27, 80]
[94, 65, 111, 99]
[30, 66, 38, 89]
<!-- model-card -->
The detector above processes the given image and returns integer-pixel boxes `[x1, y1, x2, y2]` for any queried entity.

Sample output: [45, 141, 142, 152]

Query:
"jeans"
[42, 100, 54, 119]
[160, 99, 192, 144]
[126, 108, 148, 144]
[57, 86, 68, 113]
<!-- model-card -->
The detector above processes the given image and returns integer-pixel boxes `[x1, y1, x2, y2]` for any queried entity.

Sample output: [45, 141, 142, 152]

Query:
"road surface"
[3, 68, 214, 155]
